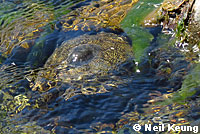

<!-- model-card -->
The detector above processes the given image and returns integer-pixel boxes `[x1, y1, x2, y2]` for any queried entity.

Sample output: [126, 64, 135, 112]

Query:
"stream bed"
[0, 0, 200, 133]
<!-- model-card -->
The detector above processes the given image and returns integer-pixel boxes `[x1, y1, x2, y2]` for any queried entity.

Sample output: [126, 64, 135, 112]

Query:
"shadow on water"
[0, 0, 198, 134]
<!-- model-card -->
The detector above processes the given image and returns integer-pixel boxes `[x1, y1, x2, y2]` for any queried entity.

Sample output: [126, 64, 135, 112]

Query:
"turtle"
[0, 0, 138, 133]
[1, 1, 199, 133]
[31, 32, 134, 92]
[0, 0, 138, 86]
[0, 0, 138, 113]
[25, 0, 138, 94]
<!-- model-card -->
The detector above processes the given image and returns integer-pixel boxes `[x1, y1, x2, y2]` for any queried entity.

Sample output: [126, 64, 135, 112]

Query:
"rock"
[192, 0, 200, 23]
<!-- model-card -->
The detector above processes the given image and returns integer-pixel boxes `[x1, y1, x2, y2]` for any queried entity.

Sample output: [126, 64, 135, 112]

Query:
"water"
[0, 0, 199, 133]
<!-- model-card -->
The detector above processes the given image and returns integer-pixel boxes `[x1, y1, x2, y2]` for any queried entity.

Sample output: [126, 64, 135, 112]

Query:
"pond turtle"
[0, 0, 138, 132]
[24, 0, 138, 94]
[1, 1, 199, 133]
[0, 0, 138, 112]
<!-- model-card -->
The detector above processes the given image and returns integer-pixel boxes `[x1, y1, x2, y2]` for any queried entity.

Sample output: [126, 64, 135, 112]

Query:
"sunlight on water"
[0, 0, 199, 133]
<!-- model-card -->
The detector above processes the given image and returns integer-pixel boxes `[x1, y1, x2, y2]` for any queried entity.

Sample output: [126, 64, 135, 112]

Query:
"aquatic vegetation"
[171, 63, 200, 103]
[176, 20, 186, 38]
[0, 0, 200, 133]
[121, 0, 163, 62]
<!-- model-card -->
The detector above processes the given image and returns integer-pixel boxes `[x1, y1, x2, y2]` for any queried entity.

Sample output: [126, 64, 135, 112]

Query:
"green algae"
[176, 19, 186, 38]
[156, 63, 200, 106]
[121, 0, 163, 62]
[171, 63, 200, 103]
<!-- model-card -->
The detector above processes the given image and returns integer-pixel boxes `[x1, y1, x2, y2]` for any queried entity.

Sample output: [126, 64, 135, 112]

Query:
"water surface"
[0, 0, 198, 133]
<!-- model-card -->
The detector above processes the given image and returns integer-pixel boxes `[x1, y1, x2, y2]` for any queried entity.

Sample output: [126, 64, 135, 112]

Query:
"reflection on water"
[0, 0, 199, 133]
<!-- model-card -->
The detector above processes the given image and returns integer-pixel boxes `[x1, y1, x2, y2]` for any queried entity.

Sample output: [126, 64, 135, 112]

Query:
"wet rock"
[187, 0, 200, 58]
[192, 0, 200, 23]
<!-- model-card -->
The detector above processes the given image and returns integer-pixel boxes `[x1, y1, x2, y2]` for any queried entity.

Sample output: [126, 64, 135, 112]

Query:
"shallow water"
[0, 0, 199, 133]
